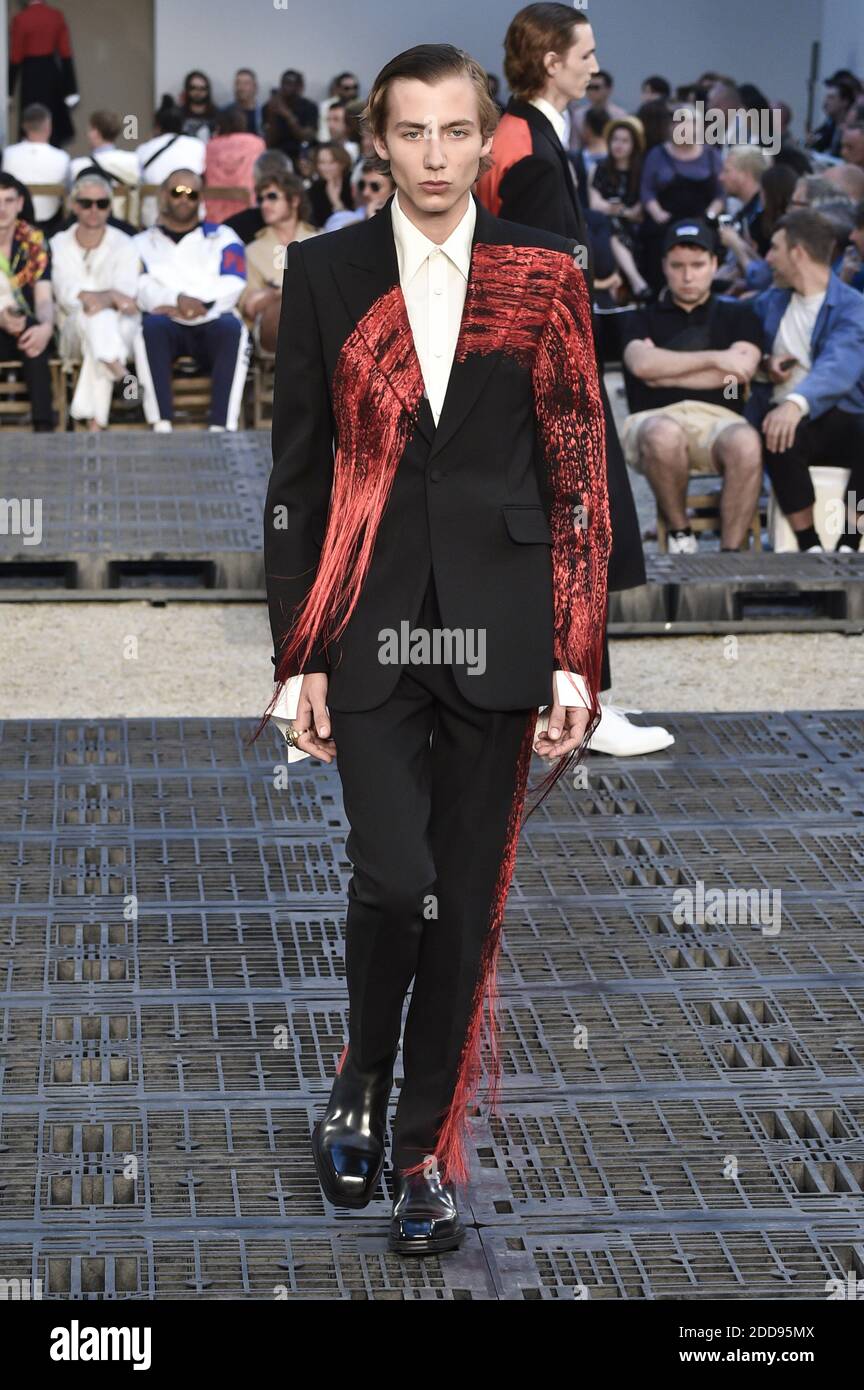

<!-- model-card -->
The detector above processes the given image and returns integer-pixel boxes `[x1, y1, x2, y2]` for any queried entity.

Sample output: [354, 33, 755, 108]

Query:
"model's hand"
[762, 400, 802, 453]
[291, 672, 336, 762]
[534, 697, 592, 760]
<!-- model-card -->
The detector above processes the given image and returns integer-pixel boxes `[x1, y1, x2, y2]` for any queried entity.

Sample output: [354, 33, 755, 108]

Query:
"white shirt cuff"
[552, 669, 592, 709]
[786, 393, 810, 417]
[270, 674, 309, 762]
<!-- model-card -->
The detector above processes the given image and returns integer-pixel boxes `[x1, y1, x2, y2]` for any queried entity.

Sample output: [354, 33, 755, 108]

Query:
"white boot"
[586, 701, 675, 756]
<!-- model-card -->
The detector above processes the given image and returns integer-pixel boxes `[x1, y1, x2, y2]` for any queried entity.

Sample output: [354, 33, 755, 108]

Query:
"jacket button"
[429, 468, 442, 482]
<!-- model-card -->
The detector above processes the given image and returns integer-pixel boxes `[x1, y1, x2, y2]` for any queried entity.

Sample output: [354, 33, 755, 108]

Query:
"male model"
[477, 4, 673, 757]
[257, 44, 610, 1255]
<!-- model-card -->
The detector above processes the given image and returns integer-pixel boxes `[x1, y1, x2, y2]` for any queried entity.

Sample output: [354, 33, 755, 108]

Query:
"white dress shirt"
[271, 188, 590, 756]
[529, 97, 568, 147]
[389, 186, 475, 424]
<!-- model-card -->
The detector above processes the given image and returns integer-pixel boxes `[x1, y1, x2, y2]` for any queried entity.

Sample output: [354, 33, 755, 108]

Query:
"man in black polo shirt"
[620, 217, 764, 551]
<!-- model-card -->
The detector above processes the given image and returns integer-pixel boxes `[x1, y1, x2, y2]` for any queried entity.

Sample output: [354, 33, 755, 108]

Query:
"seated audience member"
[636, 98, 673, 152]
[640, 75, 671, 104]
[264, 69, 319, 163]
[825, 162, 864, 202]
[740, 164, 799, 292]
[239, 170, 318, 351]
[179, 71, 218, 142]
[2, 102, 70, 229]
[569, 69, 628, 148]
[620, 217, 764, 552]
[50, 174, 140, 430]
[317, 72, 361, 142]
[716, 146, 773, 291]
[70, 110, 139, 206]
[203, 106, 265, 224]
[324, 159, 395, 231]
[307, 142, 355, 228]
[746, 208, 864, 552]
[840, 121, 864, 171]
[224, 151, 292, 244]
[579, 108, 610, 180]
[137, 98, 207, 227]
[807, 79, 856, 156]
[639, 105, 725, 292]
[589, 118, 644, 241]
[324, 99, 360, 164]
[0, 172, 55, 430]
[839, 198, 864, 292]
[228, 68, 263, 137]
[133, 170, 249, 432]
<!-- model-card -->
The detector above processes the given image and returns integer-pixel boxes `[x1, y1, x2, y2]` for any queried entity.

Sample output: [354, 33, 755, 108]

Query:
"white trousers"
[62, 309, 140, 426]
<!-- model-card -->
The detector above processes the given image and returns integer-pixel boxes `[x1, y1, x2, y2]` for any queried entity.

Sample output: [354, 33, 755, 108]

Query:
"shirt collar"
[529, 97, 567, 145]
[390, 187, 475, 287]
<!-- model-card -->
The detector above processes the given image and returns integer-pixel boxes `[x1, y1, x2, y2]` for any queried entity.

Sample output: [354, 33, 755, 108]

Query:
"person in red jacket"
[9, 0, 79, 148]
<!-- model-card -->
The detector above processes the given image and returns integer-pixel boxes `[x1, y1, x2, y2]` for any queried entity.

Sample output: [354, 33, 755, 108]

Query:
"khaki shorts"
[621, 400, 746, 474]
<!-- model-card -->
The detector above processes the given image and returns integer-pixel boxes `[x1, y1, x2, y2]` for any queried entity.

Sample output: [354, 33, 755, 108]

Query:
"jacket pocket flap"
[502, 505, 553, 544]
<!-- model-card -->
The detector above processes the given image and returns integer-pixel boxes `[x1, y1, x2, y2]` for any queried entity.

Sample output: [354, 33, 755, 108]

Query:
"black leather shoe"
[311, 1050, 394, 1208]
[387, 1168, 465, 1254]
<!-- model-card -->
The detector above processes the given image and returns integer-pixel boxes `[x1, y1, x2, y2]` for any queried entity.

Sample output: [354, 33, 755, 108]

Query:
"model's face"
[373, 74, 493, 220]
[609, 128, 633, 162]
[546, 25, 598, 103]
[664, 245, 716, 302]
[74, 182, 111, 230]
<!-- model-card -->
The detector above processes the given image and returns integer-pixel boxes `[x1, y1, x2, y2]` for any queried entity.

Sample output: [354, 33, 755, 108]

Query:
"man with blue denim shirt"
[746, 208, 864, 552]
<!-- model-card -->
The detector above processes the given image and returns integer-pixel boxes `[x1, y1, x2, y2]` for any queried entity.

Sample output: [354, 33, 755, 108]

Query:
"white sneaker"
[836, 544, 855, 553]
[209, 425, 226, 433]
[667, 531, 699, 555]
[804, 543, 823, 552]
[586, 703, 675, 756]
[153, 420, 173, 433]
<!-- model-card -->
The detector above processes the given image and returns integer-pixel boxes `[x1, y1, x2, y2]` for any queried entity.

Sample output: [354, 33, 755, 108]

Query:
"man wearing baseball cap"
[619, 216, 764, 552]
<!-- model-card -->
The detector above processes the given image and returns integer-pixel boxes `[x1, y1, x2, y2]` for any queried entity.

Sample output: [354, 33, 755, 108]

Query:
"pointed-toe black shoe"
[312, 1050, 395, 1209]
[387, 1168, 465, 1254]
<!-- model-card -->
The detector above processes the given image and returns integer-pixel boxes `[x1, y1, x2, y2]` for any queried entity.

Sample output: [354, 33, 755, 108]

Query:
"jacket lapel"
[329, 193, 519, 460]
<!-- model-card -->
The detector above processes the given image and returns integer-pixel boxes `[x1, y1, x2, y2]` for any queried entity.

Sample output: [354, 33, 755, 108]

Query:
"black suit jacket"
[264, 192, 611, 714]
[479, 98, 646, 592]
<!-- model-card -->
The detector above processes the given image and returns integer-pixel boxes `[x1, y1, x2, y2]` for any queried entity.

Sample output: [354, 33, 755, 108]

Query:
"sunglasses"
[259, 190, 283, 202]
[359, 179, 383, 193]
[170, 186, 200, 200]
[76, 196, 111, 209]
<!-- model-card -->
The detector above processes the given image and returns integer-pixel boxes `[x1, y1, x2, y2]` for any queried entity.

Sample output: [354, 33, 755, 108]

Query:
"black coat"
[485, 98, 646, 592]
[265, 192, 611, 714]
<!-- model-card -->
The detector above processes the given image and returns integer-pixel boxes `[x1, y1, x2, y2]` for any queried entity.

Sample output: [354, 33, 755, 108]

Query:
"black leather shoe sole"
[311, 1120, 385, 1209]
[387, 1219, 465, 1255]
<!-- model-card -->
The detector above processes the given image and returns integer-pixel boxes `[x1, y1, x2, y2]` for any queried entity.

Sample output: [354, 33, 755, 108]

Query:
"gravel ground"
[0, 601, 861, 718]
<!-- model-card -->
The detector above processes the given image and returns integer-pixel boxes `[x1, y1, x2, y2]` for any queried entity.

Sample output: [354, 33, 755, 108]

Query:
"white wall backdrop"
[154, 0, 824, 137]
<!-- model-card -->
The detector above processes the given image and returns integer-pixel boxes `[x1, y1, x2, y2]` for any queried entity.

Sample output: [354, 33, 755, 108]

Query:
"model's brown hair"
[504, 3, 589, 101]
[363, 43, 499, 178]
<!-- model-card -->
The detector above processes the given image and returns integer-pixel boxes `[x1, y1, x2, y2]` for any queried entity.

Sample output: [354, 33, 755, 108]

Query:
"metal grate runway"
[0, 711, 862, 1299]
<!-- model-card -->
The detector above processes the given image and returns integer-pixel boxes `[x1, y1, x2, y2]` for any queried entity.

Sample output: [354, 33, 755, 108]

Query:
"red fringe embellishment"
[271, 284, 426, 692]
[397, 710, 537, 1187]
[335, 1040, 349, 1076]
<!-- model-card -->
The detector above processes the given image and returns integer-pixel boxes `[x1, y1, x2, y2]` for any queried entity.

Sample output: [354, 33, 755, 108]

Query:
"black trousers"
[0, 329, 54, 429]
[328, 567, 537, 1175]
[764, 406, 864, 517]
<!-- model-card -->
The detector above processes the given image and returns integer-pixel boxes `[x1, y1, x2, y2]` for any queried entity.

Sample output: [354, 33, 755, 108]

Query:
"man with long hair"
[257, 43, 610, 1254]
[477, 4, 671, 757]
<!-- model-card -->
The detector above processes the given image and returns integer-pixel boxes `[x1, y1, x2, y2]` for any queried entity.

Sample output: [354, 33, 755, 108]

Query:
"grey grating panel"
[1, 711, 863, 1299]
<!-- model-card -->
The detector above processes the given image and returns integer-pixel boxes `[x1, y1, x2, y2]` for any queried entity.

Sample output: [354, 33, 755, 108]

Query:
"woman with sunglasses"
[50, 173, 140, 429]
[239, 170, 319, 352]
